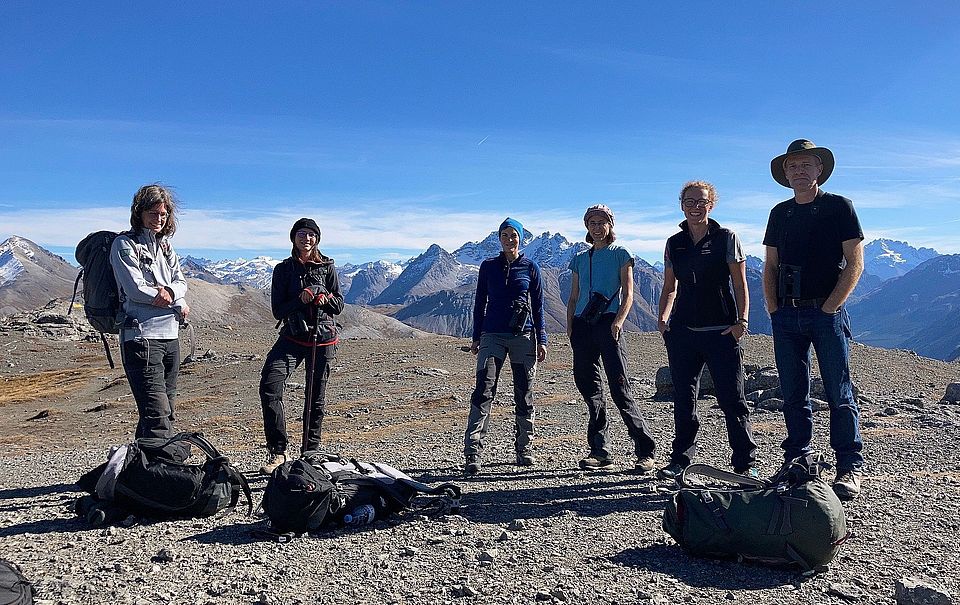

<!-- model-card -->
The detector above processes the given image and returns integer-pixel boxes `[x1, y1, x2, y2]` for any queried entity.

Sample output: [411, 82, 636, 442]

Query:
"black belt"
[779, 297, 828, 308]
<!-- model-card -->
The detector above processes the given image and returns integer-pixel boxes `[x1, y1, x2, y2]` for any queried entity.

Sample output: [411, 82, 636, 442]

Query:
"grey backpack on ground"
[0, 559, 35, 605]
[662, 453, 848, 572]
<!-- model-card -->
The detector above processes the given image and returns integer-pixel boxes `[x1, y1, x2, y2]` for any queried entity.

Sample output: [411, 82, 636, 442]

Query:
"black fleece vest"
[667, 221, 738, 329]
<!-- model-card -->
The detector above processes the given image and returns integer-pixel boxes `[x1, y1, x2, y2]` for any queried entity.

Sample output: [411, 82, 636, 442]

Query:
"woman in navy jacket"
[463, 218, 546, 474]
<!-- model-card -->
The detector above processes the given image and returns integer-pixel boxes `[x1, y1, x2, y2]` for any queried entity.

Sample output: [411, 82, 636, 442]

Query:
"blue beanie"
[499, 217, 523, 240]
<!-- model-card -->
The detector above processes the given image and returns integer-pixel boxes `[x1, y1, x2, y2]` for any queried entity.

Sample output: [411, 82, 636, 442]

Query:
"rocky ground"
[1, 318, 959, 604]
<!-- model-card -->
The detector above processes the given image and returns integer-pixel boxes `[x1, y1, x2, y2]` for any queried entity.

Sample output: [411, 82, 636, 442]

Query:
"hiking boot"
[579, 455, 614, 470]
[259, 452, 288, 476]
[634, 456, 655, 474]
[515, 451, 536, 467]
[656, 462, 685, 480]
[832, 468, 862, 501]
[465, 454, 481, 476]
[86, 506, 107, 527]
[734, 466, 760, 480]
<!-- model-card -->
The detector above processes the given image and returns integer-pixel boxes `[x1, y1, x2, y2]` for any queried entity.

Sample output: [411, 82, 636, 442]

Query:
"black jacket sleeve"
[319, 262, 344, 316]
[472, 261, 490, 341]
[271, 260, 306, 322]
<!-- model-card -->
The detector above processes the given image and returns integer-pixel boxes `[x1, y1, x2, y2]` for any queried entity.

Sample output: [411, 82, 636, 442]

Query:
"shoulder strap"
[677, 463, 770, 490]
[150, 432, 254, 514]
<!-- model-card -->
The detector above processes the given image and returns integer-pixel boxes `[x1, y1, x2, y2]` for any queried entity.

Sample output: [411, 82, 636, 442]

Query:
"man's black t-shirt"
[762, 191, 863, 299]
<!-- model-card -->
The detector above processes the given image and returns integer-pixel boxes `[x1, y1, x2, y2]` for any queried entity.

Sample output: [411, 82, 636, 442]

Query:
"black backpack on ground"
[662, 453, 848, 572]
[0, 560, 34, 605]
[261, 452, 461, 540]
[261, 454, 341, 535]
[69, 230, 128, 367]
[76, 432, 252, 523]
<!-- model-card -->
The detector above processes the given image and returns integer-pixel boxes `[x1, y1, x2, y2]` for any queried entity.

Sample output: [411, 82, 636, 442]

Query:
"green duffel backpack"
[662, 454, 849, 572]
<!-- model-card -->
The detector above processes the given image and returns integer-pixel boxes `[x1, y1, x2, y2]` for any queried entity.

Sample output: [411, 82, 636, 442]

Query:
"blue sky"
[2, 2, 959, 267]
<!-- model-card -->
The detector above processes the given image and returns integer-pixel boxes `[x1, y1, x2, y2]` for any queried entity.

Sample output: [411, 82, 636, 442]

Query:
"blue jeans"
[771, 306, 863, 471]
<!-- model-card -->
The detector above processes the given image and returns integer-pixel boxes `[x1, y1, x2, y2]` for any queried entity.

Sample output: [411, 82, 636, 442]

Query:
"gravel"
[1, 325, 959, 604]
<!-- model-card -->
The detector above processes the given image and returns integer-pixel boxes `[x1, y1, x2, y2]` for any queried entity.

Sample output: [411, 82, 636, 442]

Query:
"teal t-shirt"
[568, 243, 635, 316]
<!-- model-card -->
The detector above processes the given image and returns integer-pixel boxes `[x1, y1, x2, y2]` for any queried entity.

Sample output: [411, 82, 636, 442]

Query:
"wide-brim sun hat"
[771, 139, 835, 188]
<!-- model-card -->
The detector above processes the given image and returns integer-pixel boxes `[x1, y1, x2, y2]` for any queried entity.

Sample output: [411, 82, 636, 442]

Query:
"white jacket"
[109, 229, 188, 342]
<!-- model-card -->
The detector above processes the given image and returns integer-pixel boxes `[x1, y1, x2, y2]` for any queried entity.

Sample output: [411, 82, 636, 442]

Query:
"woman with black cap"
[258, 218, 344, 475]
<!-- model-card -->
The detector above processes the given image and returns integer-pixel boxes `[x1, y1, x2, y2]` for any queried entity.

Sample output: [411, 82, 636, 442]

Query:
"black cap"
[290, 218, 321, 242]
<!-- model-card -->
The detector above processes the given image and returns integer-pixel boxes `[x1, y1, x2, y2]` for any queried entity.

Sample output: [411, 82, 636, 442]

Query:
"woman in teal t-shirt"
[565, 204, 657, 472]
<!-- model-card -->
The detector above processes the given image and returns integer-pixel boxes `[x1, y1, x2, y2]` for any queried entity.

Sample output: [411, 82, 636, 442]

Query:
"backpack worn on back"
[69, 230, 128, 367]
[0, 560, 35, 605]
[261, 452, 461, 540]
[77, 432, 252, 521]
[662, 454, 849, 572]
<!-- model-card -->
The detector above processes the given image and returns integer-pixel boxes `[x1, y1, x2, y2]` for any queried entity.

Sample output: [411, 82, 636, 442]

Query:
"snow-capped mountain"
[864, 239, 939, 281]
[745, 255, 764, 272]
[371, 244, 477, 305]
[0, 236, 80, 316]
[0, 241, 26, 288]
[848, 254, 960, 361]
[344, 260, 405, 305]
[524, 232, 589, 269]
[452, 229, 534, 265]
[188, 256, 280, 289]
[454, 230, 587, 270]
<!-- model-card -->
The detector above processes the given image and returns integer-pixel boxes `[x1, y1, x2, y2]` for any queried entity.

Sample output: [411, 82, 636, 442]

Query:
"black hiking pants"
[121, 337, 180, 441]
[570, 315, 656, 460]
[664, 326, 757, 470]
[259, 336, 337, 454]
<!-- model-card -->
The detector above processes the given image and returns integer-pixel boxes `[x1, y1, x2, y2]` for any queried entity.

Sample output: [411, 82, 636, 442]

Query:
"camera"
[581, 291, 612, 325]
[778, 263, 803, 299]
[508, 299, 531, 335]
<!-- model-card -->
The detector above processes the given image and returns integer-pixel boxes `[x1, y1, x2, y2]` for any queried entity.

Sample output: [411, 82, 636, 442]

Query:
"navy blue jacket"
[472, 252, 547, 344]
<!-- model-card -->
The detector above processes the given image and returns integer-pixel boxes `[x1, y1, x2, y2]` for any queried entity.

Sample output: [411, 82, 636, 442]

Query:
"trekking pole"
[301, 305, 321, 454]
[173, 307, 196, 365]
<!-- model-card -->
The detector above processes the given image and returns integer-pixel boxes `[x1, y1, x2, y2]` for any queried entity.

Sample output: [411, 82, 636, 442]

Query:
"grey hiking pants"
[121, 337, 180, 441]
[464, 332, 537, 457]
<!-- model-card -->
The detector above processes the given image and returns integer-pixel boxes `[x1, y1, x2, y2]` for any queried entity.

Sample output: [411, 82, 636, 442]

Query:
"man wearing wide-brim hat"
[761, 139, 865, 501]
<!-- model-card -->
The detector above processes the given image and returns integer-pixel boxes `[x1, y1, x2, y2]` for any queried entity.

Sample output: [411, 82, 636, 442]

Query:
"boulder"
[654, 366, 715, 399]
[943, 383, 960, 404]
[894, 577, 953, 605]
[745, 368, 780, 392]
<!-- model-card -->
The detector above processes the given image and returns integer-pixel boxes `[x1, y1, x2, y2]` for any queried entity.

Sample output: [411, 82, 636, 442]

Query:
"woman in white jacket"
[109, 184, 190, 443]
